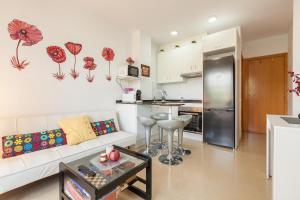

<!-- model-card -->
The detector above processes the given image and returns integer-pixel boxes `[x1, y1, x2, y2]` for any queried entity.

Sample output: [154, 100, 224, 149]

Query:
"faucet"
[161, 89, 167, 102]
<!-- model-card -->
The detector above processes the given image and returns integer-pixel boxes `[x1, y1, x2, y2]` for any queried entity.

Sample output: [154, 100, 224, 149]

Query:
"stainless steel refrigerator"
[203, 55, 235, 148]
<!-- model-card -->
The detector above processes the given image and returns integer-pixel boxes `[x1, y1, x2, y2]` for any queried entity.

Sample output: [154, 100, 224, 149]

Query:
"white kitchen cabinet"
[116, 103, 138, 136]
[180, 42, 203, 74]
[157, 48, 183, 84]
[157, 42, 203, 83]
[202, 28, 237, 53]
[157, 51, 168, 83]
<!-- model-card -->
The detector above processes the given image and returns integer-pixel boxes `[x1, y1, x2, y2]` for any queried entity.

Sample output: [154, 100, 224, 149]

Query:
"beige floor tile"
[0, 133, 271, 200]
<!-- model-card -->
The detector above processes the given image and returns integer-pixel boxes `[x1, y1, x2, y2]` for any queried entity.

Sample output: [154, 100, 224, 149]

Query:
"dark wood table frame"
[59, 145, 152, 200]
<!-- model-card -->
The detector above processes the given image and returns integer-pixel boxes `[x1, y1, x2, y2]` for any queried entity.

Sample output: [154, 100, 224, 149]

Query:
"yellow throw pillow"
[59, 115, 96, 145]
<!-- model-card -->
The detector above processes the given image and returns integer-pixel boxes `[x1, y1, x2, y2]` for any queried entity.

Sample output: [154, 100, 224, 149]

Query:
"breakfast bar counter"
[115, 99, 202, 105]
[266, 115, 300, 200]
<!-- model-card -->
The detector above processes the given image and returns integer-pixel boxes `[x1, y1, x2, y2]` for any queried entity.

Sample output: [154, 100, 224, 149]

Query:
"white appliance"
[122, 93, 136, 103]
[118, 65, 139, 77]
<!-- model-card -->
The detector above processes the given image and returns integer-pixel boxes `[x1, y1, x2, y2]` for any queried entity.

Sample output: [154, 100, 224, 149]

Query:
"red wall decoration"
[102, 47, 115, 81]
[46, 46, 67, 81]
[65, 42, 82, 79]
[289, 71, 300, 96]
[7, 19, 117, 84]
[7, 19, 43, 70]
[83, 57, 97, 83]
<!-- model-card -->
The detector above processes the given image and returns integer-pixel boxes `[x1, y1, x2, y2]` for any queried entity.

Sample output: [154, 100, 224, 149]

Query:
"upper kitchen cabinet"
[202, 28, 237, 54]
[157, 40, 203, 84]
[181, 42, 203, 74]
[157, 48, 184, 84]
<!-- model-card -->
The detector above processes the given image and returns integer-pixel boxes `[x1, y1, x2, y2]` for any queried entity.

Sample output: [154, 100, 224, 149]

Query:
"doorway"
[242, 53, 288, 134]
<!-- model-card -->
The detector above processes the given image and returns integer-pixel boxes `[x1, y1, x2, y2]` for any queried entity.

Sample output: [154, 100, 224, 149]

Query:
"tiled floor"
[0, 133, 271, 200]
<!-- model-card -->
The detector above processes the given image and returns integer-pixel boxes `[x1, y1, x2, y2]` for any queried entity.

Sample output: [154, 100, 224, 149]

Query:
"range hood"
[180, 71, 202, 78]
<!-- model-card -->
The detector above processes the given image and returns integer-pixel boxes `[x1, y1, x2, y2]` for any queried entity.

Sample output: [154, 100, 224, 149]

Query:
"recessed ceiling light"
[208, 16, 217, 23]
[170, 31, 178, 36]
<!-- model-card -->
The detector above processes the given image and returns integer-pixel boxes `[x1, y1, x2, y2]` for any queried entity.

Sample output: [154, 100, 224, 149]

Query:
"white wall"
[0, 0, 131, 117]
[129, 30, 156, 100]
[293, 0, 300, 116]
[243, 34, 289, 58]
[288, 24, 294, 115]
[151, 41, 159, 96]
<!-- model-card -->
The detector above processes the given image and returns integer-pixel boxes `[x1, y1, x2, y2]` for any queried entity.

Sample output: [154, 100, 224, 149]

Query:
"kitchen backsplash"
[156, 77, 203, 100]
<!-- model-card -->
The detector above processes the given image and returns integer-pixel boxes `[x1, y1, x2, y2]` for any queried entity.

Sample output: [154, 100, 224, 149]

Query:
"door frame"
[242, 53, 288, 133]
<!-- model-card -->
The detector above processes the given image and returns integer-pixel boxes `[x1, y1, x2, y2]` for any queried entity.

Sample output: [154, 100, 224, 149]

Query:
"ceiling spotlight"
[208, 16, 217, 23]
[170, 31, 178, 36]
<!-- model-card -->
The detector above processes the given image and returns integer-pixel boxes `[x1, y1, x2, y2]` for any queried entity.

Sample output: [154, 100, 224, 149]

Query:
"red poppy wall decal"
[126, 57, 135, 65]
[102, 47, 115, 81]
[65, 42, 82, 79]
[83, 57, 97, 83]
[289, 71, 300, 96]
[7, 19, 43, 70]
[46, 46, 67, 81]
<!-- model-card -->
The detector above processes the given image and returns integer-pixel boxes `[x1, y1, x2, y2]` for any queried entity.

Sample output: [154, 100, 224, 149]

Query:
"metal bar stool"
[175, 115, 193, 156]
[157, 119, 185, 165]
[151, 113, 168, 149]
[137, 116, 158, 157]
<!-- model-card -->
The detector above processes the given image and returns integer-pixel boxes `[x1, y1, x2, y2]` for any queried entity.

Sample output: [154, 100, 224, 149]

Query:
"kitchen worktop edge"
[116, 99, 202, 104]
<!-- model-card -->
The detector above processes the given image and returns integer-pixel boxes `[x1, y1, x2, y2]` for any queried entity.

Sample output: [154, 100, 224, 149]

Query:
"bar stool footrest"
[159, 154, 183, 165]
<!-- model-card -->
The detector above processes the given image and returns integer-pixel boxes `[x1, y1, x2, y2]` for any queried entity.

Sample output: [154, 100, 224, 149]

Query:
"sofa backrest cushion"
[59, 115, 96, 145]
[2, 128, 67, 159]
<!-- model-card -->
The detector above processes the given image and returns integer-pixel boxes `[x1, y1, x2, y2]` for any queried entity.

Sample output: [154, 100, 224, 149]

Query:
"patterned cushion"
[2, 129, 67, 159]
[91, 119, 117, 136]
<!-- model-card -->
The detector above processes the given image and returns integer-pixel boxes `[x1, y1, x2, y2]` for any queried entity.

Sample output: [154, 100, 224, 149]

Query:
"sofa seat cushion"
[0, 148, 61, 178]
[78, 136, 107, 150]
[98, 131, 135, 145]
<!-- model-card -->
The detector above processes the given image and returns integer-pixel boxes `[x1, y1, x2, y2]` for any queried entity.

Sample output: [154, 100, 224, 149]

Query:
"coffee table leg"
[146, 158, 152, 200]
[59, 172, 64, 200]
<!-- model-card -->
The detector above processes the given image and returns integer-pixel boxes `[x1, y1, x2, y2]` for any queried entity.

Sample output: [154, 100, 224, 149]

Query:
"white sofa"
[0, 110, 136, 194]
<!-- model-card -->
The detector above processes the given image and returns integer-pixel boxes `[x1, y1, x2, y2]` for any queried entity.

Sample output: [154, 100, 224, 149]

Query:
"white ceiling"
[82, 0, 293, 44]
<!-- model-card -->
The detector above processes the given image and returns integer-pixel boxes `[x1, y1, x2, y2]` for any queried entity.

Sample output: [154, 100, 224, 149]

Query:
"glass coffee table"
[59, 145, 152, 200]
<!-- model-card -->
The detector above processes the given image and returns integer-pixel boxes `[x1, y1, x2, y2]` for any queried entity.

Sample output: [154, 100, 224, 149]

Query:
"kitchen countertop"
[150, 102, 185, 106]
[267, 115, 300, 129]
[116, 99, 202, 105]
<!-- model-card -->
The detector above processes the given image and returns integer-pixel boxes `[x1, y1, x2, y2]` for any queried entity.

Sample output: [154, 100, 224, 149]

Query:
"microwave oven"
[118, 65, 139, 77]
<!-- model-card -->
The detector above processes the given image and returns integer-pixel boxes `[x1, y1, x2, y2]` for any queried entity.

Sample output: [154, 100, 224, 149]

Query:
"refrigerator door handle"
[226, 108, 235, 112]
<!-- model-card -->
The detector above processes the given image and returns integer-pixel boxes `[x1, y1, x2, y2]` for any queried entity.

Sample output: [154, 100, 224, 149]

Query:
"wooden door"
[242, 53, 288, 134]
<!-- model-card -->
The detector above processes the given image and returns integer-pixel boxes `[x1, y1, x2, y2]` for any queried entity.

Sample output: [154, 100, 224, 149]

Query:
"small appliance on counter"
[118, 65, 139, 77]
[121, 87, 136, 103]
[136, 90, 142, 102]
[122, 92, 136, 103]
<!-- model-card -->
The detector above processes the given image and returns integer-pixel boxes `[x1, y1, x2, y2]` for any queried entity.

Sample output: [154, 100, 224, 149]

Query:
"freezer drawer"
[203, 109, 235, 148]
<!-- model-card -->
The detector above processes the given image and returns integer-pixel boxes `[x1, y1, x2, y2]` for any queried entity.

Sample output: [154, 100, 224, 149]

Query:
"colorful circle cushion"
[2, 129, 67, 159]
[91, 119, 117, 136]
